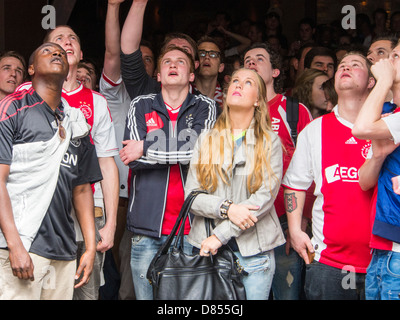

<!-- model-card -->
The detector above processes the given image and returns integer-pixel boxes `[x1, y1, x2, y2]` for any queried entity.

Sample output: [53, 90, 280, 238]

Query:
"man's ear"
[195, 60, 200, 70]
[272, 68, 280, 79]
[224, 74, 231, 84]
[157, 72, 161, 82]
[367, 76, 376, 89]
[28, 65, 35, 77]
[218, 63, 225, 73]
[292, 58, 299, 71]
[189, 72, 195, 83]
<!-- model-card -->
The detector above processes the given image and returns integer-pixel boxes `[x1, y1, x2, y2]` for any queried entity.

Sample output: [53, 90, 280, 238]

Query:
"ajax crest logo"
[361, 142, 371, 159]
[79, 102, 93, 120]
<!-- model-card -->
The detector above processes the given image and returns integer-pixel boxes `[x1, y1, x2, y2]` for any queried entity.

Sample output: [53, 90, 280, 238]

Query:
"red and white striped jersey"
[282, 107, 373, 273]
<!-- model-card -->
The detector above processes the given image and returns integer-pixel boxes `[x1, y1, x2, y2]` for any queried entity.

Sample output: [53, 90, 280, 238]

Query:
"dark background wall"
[1, 0, 400, 68]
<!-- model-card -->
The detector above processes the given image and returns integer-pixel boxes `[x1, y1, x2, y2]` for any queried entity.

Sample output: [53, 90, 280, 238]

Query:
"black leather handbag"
[146, 190, 247, 300]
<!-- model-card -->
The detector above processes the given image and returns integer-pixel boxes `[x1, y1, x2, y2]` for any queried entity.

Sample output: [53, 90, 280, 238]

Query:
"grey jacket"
[184, 124, 285, 257]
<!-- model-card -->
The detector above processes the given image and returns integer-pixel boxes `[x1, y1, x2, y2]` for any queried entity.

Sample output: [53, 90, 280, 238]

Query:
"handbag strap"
[159, 190, 207, 255]
[146, 190, 207, 283]
[286, 96, 299, 146]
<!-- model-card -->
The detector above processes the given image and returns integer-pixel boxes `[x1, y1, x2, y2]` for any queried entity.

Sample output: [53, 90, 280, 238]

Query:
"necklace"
[54, 112, 66, 140]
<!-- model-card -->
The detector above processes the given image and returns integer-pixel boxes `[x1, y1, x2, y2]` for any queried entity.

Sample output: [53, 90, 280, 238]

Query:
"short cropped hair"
[244, 42, 284, 93]
[157, 45, 195, 74]
[304, 46, 337, 70]
[340, 51, 373, 78]
[0, 50, 27, 80]
[161, 32, 198, 61]
[370, 34, 398, 50]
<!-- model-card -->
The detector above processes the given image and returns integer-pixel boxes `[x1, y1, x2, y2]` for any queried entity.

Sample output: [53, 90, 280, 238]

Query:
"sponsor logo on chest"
[271, 117, 280, 132]
[325, 141, 371, 183]
[145, 111, 164, 133]
[61, 152, 78, 169]
[325, 164, 359, 183]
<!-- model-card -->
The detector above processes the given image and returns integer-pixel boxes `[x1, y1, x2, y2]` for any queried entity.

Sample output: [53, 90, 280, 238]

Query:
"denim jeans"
[305, 261, 365, 300]
[130, 234, 193, 300]
[272, 243, 304, 300]
[366, 249, 400, 300]
[234, 250, 275, 300]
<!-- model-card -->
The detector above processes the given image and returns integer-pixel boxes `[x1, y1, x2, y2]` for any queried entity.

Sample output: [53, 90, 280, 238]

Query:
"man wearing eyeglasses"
[193, 36, 225, 108]
[0, 43, 102, 299]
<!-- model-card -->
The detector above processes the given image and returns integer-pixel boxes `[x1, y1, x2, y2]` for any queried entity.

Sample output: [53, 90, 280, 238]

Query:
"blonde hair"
[196, 68, 279, 194]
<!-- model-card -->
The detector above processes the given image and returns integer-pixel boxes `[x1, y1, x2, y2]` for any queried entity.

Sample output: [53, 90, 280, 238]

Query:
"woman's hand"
[227, 203, 259, 230]
[200, 235, 223, 256]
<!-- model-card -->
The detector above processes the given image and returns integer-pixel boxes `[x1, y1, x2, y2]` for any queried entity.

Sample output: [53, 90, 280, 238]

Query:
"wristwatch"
[220, 199, 233, 219]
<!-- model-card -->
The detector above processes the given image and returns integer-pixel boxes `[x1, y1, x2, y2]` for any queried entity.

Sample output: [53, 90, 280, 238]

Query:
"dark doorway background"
[1, 0, 400, 68]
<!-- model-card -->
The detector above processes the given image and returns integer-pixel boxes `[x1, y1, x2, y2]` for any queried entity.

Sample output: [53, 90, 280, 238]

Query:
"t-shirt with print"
[16, 82, 118, 210]
[0, 88, 102, 260]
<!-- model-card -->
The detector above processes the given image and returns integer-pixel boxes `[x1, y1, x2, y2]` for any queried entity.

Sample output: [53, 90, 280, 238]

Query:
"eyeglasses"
[55, 112, 66, 141]
[198, 50, 221, 59]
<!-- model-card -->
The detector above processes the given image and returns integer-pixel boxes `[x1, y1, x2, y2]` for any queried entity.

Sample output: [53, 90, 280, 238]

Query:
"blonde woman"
[184, 68, 285, 300]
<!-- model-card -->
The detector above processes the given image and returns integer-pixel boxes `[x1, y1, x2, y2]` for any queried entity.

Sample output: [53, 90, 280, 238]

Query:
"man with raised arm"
[353, 41, 400, 300]
[99, 0, 155, 300]
[121, 46, 216, 299]
[120, 0, 200, 100]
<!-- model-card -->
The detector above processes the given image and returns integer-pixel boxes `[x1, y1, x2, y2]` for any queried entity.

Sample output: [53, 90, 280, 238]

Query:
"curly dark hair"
[244, 42, 284, 93]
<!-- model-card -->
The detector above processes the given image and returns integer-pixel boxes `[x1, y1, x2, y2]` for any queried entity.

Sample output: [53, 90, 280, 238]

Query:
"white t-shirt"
[99, 72, 132, 198]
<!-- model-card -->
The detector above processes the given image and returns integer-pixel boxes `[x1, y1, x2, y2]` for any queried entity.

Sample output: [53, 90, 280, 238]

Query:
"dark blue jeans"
[305, 261, 365, 300]
[272, 244, 304, 300]
[272, 219, 305, 300]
